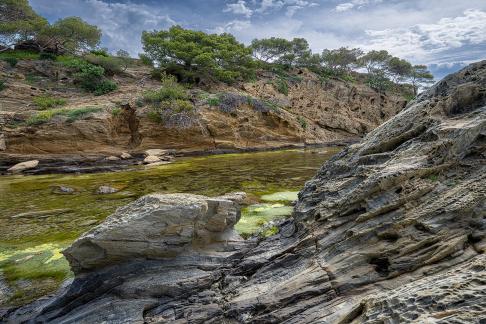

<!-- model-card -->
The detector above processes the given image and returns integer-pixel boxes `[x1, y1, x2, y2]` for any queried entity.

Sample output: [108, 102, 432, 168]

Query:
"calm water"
[0, 147, 339, 305]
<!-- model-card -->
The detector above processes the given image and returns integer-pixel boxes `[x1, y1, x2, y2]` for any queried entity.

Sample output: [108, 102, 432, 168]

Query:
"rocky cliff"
[0, 59, 406, 160]
[2, 62, 485, 323]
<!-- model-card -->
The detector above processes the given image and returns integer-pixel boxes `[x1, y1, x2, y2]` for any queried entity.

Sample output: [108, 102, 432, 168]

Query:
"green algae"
[260, 191, 298, 202]
[0, 147, 340, 305]
[235, 203, 293, 236]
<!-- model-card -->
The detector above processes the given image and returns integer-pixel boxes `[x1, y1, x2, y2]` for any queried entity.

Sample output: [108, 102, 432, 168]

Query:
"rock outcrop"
[64, 193, 246, 274]
[3, 62, 485, 323]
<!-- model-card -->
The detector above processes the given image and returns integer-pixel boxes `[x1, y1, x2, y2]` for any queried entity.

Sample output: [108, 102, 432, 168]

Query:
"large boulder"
[63, 193, 246, 274]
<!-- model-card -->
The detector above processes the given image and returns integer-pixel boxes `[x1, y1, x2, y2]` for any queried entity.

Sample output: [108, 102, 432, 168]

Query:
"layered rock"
[64, 193, 246, 274]
[3, 62, 485, 323]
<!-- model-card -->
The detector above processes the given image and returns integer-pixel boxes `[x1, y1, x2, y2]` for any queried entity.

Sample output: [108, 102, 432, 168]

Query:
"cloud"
[214, 20, 252, 34]
[335, 0, 383, 12]
[255, 0, 284, 13]
[363, 9, 486, 64]
[224, 0, 253, 17]
[30, 0, 176, 56]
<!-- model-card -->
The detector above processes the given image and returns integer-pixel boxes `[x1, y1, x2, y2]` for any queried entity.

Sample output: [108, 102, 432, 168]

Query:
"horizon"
[27, 0, 486, 80]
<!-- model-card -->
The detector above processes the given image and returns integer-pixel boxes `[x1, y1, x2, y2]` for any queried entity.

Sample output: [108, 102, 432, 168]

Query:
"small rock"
[105, 156, 121, 161]
[143, 155, 161, 164]
[144, 149, 169, 157]
[120, 152, 132, 159]
[0, 134, 6, 151]
[145, 161, 171, 167]
[96, 186, 118, 194]
[52, 186, 75, 195]
[7, 160, 39, 173]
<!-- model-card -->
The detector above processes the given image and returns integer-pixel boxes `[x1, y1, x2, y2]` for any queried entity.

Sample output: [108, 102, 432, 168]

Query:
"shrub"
[33, 96, 67, 109]
[26, 107, 102, 125]
[85, 54, 123, 75]
[39, 52, 57, 61]
[143, 78, 188, 104]
[274, 78, 289, 95]
[206, 96, 220, 106]
[90, 49, 110, 57]
[3, 57, 18, 67]
[298, 116, 307, 129]
[111, 107, 122, 117]
[26, 109, 60, 125]
[0, 80, 6, 92]
[93, 80, 117, 96]
[218, 93, 247, 114]
[64, 107, 102, 122]
[0, 50, 39, 61]
[138, 53, 153, 66]
[64, 58, 118, 95]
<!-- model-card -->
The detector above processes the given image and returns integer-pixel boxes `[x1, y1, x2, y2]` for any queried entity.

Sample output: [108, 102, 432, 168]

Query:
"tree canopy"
[142, 26, 255, 83]
[0, 0, 47, 51]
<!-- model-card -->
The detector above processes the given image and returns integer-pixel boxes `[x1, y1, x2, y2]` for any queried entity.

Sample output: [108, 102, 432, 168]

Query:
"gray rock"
[95, 186, 118, 195]
[143, 155, 161, 164]
[51, 186, 75, 195]
[7, 160, 39, 173]
[5, 61, 486, 324]
[63, 193, 245, 274]
[104, 156, 120, 161]
[120, 152, 132, 159]
[144, 149, 169, 157]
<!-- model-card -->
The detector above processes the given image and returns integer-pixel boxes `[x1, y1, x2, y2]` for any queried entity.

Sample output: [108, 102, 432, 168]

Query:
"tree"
[141, 26, 255, 84]
[409, 64, 434, 95]
[116, 49, 131, 71]
[359, 50, 391, 74]
[0, 0, 47, 51]
[386, 57, 412, 83]
[250, 37, 292, 63]
[38, 17, 101, 54]
[250, 37, 311, 69]
[321, 47, 364, 75]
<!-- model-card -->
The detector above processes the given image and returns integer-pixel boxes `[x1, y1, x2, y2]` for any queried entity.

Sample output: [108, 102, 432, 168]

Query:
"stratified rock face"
[3, 62, 485, 323]
[64, 193, 245, 274]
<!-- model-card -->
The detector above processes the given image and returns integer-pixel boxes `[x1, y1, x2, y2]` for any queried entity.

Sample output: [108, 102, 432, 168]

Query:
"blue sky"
[29, 0, 486, 79]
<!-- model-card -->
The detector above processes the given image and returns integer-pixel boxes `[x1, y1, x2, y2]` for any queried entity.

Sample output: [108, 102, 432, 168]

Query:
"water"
[0, 147, 340, 305]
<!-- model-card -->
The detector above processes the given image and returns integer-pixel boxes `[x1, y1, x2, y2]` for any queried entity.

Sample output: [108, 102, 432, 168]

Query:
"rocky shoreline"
[0, 141, 351, 175]
[2, 61, 484, 323]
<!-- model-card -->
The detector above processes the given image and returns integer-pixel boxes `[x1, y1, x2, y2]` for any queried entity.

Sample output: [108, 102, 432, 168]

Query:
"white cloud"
[256, 0, 284, 13]
[214, 20, 252, 34]
[363, 9, 486, 64]
[224, 0, 253, 17]
[335, 0, 383, 12]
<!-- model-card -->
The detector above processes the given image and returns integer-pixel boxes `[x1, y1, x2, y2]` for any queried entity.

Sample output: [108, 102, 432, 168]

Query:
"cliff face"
[0, 60, 406, 158]
[3, 62, 485, 323]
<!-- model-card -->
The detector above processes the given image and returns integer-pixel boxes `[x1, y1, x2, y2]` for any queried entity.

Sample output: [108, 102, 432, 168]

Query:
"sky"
[29, 0, 486, 79]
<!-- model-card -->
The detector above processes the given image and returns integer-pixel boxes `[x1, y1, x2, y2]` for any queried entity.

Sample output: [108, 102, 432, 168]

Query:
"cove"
[0, 147, 340, 306]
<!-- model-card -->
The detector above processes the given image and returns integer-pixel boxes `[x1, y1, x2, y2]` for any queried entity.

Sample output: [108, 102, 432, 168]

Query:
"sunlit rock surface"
[3, 61, 486, 323]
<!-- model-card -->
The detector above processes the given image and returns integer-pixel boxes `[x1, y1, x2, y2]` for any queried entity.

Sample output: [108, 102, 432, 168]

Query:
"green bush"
[64, 107, 102, 122]
[111, 107, 122, 117]
[139, 53, 153, 66]
[143, 77, 188, 104]
[206, 96, 220, 106]
[90, 49, 110, 57]
[85, 54, 123, 75]
[33, 96, 67, 109]
[298, 116, 307, 129]
[64, 58, 117, 95]
[93, 80, 117, 96]
[0, 50, 39, 61]
[274, 78, 289, 95]
[27, 107, 102, 125]
[39, 52, 57, 61]
[26, 109, 61, 125]
[3, 57, 18, 67]
[0, 80, 6, 92]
